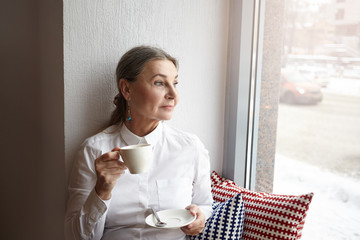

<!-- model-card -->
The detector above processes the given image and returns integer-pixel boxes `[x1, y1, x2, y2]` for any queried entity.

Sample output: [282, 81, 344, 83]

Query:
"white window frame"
[222, 0, 265, 190]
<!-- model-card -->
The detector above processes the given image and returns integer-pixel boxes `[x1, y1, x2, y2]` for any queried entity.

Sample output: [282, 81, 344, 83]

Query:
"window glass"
[257, 0, 360, 239]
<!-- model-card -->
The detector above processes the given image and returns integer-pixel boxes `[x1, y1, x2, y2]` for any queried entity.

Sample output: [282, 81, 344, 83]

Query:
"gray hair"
[107, 46, 178, 127]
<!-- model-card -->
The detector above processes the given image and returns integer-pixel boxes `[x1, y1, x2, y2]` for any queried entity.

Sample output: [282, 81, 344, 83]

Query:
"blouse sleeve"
[64, 141, 110, 240]
[191, 136, 214, 219]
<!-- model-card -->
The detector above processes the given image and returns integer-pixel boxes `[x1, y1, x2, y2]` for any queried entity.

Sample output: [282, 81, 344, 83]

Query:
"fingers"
[94, 148, 127, 200]
[111, 147, 121, 157]
[181, 205, 205, 235]
[95, 148, 127, 170]
[186, 204, 198, 216]
[96, 158, 126, 170]
[97, 166, 125, 176]
[111, 146, 121, 152]
[97, 151, 120, 162]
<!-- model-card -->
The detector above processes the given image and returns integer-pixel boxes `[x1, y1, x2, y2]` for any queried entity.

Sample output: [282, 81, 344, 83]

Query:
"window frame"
[222, 0, 265, 190]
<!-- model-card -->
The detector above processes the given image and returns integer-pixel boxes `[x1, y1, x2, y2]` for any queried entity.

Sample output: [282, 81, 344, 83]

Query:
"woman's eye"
[173, 82, 179, 87]
[154, 81, 164, 86]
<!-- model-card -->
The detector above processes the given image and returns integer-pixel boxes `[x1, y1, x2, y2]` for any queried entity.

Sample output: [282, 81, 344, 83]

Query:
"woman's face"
[126, 59, 179, 123]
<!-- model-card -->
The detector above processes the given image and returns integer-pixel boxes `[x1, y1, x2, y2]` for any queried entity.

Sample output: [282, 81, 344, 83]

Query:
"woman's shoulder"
[82, 125, 121, 147]
[162, 123, 202, 145]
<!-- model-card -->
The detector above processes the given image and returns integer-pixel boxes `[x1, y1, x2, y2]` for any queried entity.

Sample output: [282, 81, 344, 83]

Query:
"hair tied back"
[113, 93, 121, 106]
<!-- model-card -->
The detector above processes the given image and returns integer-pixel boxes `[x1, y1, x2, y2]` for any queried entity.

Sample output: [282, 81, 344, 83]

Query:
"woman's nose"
[165, 86, 177, 99]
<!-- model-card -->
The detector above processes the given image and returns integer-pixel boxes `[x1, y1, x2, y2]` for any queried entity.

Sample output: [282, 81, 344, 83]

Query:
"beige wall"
[0, 0, 64, 239]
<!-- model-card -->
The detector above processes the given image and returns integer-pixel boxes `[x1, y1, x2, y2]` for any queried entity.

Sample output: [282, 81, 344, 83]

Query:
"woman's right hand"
[94, 147, 127, 200]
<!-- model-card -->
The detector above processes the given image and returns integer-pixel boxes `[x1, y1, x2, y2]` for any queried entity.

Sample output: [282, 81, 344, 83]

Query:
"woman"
[65, 46, 213, 240]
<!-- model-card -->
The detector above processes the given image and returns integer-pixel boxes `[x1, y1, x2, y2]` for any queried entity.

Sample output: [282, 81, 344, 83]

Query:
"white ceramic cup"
[118, 144, 153, 174]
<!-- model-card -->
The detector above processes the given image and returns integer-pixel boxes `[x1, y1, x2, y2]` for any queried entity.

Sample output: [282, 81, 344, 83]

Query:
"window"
[336, 9, 345, 20]
[259, 0, 360, 239]
[224, 0, 360, 239]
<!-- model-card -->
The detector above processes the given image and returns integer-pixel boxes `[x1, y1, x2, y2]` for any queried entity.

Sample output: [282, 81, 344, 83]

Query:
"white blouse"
[65, 122, 213, 240]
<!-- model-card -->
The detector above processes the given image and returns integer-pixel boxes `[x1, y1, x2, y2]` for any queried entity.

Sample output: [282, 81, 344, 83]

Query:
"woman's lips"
[161, 105, 174, 110]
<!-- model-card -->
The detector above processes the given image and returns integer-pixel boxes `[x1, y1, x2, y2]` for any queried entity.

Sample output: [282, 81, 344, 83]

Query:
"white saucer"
[145, 209, 196, 229]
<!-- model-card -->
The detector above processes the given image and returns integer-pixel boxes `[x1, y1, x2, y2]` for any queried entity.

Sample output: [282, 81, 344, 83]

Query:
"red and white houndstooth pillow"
[211, 171, 314, 240]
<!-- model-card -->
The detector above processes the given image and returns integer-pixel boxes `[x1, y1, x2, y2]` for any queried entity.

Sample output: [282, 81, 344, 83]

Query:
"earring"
[127, 102, 132, 121]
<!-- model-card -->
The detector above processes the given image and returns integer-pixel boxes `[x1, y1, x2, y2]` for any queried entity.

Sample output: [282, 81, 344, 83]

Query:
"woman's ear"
[119, 78, 131, 100]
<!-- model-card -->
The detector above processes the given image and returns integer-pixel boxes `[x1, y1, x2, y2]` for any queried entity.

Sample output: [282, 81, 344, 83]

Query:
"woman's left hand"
[180, 204, 205, 236]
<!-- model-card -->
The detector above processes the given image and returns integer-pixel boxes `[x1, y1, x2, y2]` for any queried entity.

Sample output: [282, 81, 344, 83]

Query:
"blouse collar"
[120, 122, 163, 146]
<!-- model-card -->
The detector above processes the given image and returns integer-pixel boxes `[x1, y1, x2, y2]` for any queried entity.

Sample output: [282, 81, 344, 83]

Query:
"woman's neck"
[124, 120, 160, 137]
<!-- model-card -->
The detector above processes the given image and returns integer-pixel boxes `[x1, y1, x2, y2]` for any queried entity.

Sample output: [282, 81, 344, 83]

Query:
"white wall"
[64, 0, 230, 180]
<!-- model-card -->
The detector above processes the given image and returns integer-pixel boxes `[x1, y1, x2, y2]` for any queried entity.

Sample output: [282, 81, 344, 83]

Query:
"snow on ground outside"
[273, 154, 360, 240]
[326, 78, 360, 97]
